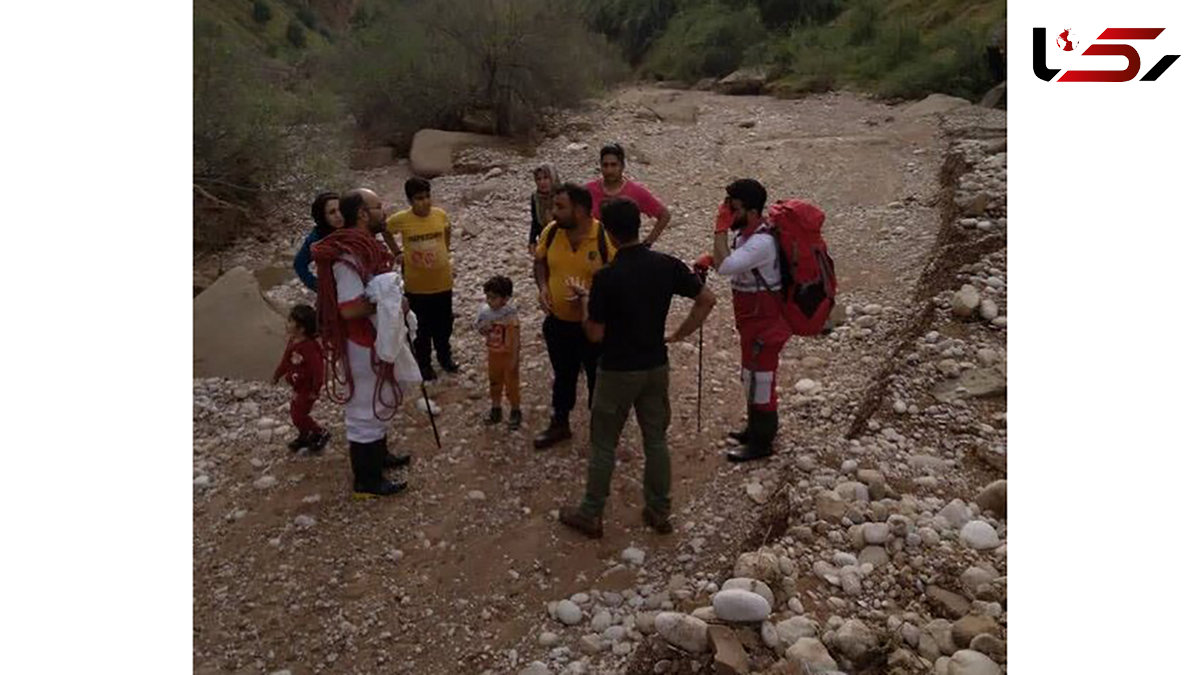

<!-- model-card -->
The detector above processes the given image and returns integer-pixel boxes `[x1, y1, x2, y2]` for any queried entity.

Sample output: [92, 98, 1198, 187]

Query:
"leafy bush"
[286, 19, 307, 48]
[328, 0, 625, 144]
[756, 0, 842, 28]
[643, 1, 765, 81]
[194, 19, 344, 249]
[584, 0, 679, 64]
[297, 5, 317, 29]
[251, 0, 272, 25]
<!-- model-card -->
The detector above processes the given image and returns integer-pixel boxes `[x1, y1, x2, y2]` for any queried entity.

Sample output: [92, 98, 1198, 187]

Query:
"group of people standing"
[275, 142, 807, 537]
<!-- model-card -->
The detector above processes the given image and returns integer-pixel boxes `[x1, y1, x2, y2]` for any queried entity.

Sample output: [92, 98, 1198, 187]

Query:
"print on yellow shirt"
[386, 207, 453, 294]
[534, 219, 614, 322]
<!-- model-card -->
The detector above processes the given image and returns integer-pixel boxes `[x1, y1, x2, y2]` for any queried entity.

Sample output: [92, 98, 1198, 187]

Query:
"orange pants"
[487, 353, 521, 407]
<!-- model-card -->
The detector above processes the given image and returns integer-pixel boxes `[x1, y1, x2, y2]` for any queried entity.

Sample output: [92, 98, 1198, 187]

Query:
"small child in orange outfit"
[475, 275, 521, 430]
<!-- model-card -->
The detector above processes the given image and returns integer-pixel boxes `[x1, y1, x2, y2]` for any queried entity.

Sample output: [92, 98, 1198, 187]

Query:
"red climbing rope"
[311, 228, 403, 420]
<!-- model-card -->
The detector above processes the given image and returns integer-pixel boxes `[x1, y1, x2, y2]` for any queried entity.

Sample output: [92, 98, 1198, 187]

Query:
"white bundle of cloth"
[364, 272, 424, 391]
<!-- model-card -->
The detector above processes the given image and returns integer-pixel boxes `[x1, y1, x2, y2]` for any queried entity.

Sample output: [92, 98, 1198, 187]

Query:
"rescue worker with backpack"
[695, 179, 836, 462]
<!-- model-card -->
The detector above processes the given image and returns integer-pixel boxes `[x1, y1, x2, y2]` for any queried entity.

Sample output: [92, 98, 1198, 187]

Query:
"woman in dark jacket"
[528, 164, 559, 255]
[293, 192, 344, 291]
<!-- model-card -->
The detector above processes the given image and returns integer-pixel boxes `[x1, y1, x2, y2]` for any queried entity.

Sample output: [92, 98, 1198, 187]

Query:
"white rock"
[991, 316, 1007, 328]
[566, 142, 588, 152]
[761, 621, 781, 649]
[893, 400, 908, 414]
[775, 616, 819, 646]
[603, 625, 626, 641]
[838, 567, 863, 596]
[960, 520, 1001, 550]
[467, 490, 485, 501]
[193, 475, 212, 488]
[556, 600, 583, 625]
[518, 662, 552, 675]
[938, 499, 972, 529]
[979, 299, 999, 321]
[537, 631, 559, 646]
[253, 475, 277, 490]
[785, 637, 837, 671]
[721, 577, 776, 608]
[795, 378, 820, 394]
[947, 649, 1001, 675]
[832, 552, 857, 567]
[863, 523, 890, 544]
[579, 634, 604, 654]
[654, 612, 709, 653]
[951, 285, 980, 318]
[834, 619, 878, 662]
[622, 547, 646, 566]
[294, 515, 316, 529]
[712, 589, 770, 622]
[591, 609, 613, 631]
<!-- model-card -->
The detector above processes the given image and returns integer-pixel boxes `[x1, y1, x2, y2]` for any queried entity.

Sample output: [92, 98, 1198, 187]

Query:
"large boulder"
[193, 267, 287, 382]
[655, 612, 710, 653]
[642, 92, 698, 124]
[408, 129, 508, 178]
[900, 93, 972, 120]
[716, 67, 770, 95]
[980, 82, 1006, 109]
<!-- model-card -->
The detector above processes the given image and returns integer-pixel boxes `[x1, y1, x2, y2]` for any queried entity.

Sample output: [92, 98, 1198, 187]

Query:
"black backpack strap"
[545, 223, 559, 250]
[598, 224, 609, 264]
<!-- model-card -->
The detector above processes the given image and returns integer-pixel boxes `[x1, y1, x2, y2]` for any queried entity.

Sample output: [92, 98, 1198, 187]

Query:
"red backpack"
[753, 199, 837, 336]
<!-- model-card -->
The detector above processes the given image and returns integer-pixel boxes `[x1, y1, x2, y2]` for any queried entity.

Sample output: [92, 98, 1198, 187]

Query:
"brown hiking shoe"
[642, 507, 674, 534]
[558, 506, 603, 539]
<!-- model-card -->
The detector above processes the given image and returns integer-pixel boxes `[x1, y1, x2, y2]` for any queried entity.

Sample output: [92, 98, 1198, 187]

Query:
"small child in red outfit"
[273, 304, 331, 453]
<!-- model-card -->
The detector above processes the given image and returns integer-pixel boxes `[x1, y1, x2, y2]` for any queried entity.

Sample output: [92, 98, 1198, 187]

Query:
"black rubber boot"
[726, 410, 777, 463]
[726, 403, 752, 444]
[380, 435, 411, 469]
[349, 441, 370, 483]
[352, 439, 406, 498]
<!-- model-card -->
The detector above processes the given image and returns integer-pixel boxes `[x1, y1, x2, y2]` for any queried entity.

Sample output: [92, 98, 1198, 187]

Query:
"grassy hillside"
[587, 0, 1006, 100]
[194, 0, 338, 60]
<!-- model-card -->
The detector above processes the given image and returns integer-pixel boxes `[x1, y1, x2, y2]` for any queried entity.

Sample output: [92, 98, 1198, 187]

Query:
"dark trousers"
[580, 366, 672, 517]
[542, 315, 600, 423]
[406, 290, 454, 369]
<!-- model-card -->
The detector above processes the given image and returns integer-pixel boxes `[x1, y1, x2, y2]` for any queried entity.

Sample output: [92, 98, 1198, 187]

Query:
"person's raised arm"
[666, 285, 716, 343]
[644, 206, 672, 248]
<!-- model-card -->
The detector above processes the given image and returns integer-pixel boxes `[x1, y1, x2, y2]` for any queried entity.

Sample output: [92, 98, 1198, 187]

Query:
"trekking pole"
[401, 309, 442, 449]
[697, 323, 703, 434]
[693, 265, 709, 434]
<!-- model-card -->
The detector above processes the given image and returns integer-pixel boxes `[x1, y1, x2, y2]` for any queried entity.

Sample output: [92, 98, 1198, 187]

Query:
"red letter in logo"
[1058, 43, 1141, 82]
[1058, 28, 1165, 82]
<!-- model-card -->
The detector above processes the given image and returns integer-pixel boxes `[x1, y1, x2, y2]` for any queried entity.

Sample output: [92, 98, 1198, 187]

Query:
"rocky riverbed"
[193, 86, 1005, 674]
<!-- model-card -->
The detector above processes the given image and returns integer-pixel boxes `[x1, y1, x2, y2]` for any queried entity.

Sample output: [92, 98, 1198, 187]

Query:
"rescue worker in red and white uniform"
[697, 179, 790, 463]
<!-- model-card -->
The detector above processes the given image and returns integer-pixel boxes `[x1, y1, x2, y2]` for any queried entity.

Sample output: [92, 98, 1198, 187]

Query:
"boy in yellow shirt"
[384, 177, 458, 381]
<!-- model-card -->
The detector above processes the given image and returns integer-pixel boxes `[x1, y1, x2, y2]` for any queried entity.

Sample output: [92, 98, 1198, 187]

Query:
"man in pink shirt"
[585, 143, 672, 248]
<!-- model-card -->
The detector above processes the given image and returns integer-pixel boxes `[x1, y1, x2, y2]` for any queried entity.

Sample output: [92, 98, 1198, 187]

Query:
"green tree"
[251, 0, 272, 25]
[286, 19, 307, 48]
[644, 1, 765, 81]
